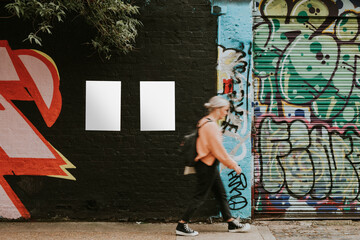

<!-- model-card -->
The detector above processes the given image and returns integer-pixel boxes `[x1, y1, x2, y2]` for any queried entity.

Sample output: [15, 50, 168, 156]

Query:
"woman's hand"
[234, 165, 242, 175]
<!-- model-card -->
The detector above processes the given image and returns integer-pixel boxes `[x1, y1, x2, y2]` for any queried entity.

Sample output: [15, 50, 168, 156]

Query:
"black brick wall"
[0, 0, 218, 221]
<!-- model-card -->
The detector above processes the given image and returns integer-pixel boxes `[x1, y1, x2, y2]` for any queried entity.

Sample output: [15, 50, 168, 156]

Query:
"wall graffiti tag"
[227, 171, 248, 211]
[253, 0, 360, 215]
[0, 40, 75, 219]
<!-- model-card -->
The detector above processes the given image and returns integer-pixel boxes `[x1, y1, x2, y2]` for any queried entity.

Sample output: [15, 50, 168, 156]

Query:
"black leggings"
[181, 160, 232, 222]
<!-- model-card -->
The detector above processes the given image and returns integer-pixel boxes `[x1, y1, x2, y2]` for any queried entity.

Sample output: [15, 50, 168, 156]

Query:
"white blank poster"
[86, 81, 121, 131]
[140, 81, 175, 131]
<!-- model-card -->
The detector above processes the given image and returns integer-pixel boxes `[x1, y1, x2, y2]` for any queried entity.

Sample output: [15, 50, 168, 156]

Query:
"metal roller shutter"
[253, 0, 360, 219]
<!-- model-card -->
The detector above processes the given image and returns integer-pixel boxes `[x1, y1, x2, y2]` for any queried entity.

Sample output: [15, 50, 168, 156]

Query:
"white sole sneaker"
[176, 230, 199, 236]
[229, 223, 251, 233]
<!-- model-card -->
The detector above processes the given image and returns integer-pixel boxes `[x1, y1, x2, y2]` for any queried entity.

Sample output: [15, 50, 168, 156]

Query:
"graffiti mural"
[253, 0, 360, 215]
[214, 0, 253, 219]
[0, 40, 75, 219]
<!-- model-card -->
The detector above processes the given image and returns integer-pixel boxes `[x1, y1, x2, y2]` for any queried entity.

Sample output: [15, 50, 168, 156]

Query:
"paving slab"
[0, 222, 175, 240]
[256, 226, 276, 240]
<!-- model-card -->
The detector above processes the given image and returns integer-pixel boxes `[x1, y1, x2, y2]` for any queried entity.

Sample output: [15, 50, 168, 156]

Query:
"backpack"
[180, 118, 212, 175]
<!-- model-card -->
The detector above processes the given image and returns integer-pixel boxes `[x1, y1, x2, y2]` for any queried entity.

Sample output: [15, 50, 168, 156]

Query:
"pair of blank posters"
[86, 81, 175, 131]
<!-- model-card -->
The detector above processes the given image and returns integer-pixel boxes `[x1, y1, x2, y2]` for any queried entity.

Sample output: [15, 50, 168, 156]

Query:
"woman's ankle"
[226, 218, 235, 222]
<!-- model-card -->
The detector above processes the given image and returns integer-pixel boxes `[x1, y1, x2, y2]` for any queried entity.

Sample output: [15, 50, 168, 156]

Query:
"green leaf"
[24, 33, 42, 46]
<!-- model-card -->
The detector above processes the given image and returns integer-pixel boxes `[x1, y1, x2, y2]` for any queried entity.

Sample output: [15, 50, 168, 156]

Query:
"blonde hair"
[204, 96, 230, 112]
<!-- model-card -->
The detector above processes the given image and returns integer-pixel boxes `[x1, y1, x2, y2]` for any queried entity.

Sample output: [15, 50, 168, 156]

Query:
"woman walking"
[176, 96, 251, 236]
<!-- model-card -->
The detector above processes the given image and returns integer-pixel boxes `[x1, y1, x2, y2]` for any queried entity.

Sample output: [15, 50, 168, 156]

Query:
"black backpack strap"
[197, 117, 212, 129]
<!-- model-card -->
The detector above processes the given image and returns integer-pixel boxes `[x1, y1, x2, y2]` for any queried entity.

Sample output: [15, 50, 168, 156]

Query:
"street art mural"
[0, 40, 75, 219]
[213, 0, 253, 219]
[253, 0, 360, 216]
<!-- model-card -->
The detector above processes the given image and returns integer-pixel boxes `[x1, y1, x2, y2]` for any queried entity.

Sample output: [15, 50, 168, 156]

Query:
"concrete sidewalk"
[1, 220, 360, 240]
[0, 222, 273, 240]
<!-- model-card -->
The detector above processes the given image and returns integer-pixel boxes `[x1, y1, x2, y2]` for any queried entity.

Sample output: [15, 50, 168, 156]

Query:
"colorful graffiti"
[0, 40, 75, 219]
[258, 116, 360, 211]
[214, 0, 253, 219]
[254, 0, 360, 215]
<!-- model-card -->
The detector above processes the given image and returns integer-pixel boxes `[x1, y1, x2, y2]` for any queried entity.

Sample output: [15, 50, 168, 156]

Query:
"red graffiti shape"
[0, 40, 74, 219]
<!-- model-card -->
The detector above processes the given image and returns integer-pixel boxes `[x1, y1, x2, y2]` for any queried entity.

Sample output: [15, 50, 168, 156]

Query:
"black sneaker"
[228, 219, 251, 233]
[176, 222, 199, 236]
